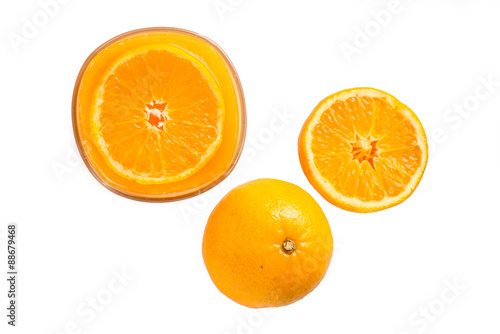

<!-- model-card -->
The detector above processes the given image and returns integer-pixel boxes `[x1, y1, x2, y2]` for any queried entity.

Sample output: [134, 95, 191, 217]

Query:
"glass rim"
[71, 27, 247, 202]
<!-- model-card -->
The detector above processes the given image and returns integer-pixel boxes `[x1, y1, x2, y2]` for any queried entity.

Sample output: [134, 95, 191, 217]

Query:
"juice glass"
[72, 27, 246, 201]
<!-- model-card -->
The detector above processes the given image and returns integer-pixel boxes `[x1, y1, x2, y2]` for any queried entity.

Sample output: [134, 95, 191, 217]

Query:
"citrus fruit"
[298, 87, 428, 213]
[202, 179, 334, 308]
[91, 44, 224, 184]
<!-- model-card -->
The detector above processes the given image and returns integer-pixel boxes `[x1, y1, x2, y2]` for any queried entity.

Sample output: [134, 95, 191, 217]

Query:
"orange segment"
[298, 88, 428, 213]
[91, 45, 224, 184]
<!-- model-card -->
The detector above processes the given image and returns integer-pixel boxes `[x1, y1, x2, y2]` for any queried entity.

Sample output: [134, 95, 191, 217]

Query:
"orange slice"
[91, 44, 224, 184]
[298, 88, 428, 213]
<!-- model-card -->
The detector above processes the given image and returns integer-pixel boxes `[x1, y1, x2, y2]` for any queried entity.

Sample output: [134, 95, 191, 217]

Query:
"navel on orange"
[91, 44, 224, 184]
[202, 179, 334, 308]
[298, 88, 428, 213]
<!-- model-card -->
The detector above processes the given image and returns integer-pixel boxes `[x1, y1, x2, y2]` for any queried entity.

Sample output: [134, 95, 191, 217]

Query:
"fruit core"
[144, 100, 169, 130]
[351, 135, 379, 168]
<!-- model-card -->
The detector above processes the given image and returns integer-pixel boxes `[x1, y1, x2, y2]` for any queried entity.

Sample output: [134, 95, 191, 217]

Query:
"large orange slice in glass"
[91, 44, 224, 184]
[298, 88, 428, 213]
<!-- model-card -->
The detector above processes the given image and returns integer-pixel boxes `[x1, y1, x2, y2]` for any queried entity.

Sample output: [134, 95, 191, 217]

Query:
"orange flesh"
[75, 30, 244, 199]
[311, 95, 423, 202]
[94, 46, 223, 184]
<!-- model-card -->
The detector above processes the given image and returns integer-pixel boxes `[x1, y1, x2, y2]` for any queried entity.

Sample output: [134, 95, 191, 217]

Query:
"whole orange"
[202, 179, 334, 308]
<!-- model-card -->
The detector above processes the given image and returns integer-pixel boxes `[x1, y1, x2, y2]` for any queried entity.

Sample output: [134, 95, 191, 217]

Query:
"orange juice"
[72, 28, 246, 201]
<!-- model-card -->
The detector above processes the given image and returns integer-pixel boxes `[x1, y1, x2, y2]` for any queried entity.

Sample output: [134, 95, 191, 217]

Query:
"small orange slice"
[91, 44, 224, 184]
[298, 88, 428, 213]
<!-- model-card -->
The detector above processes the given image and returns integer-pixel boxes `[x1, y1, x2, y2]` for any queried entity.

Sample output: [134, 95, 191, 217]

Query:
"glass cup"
[72, 27, 246, 202]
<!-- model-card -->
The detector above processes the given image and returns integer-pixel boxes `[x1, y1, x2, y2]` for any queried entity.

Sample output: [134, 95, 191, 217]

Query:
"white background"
[1, 0, 500, 333]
